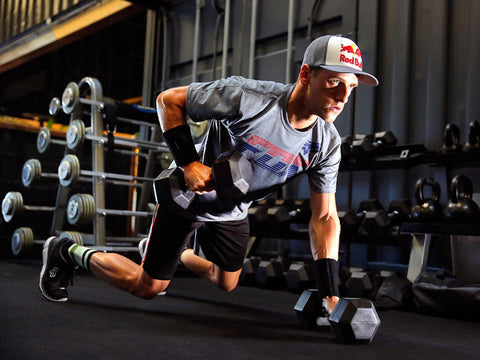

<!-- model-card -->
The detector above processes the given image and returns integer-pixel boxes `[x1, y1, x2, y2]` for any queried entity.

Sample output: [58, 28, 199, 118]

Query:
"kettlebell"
[409, 177, 443, 222]
[443, 175, 480, 223]
[463, 121, 480, 152]
[441, 123, 462, 152]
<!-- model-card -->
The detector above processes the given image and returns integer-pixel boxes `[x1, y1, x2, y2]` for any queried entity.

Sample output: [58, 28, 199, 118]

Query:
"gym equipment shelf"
[340, 145, 480, 172]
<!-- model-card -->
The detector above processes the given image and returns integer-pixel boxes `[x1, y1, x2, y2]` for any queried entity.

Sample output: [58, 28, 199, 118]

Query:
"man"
[39, 35, 378, 317]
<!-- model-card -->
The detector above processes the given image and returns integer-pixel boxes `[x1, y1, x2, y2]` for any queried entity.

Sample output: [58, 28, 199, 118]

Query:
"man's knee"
[131, 269, 169, 299]
[214, 267, 241, 292]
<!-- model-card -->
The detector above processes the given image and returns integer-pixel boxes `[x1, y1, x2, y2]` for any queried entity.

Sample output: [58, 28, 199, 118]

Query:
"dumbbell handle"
[22, 204, 56, 212]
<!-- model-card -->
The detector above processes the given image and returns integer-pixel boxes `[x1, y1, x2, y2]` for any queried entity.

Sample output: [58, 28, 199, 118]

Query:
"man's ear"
[299, 64, 312, 85]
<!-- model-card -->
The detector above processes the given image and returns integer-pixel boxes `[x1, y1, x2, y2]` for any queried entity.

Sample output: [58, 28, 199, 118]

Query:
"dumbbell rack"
[340, 138, 480, 282]
[3, 77, 169, 255]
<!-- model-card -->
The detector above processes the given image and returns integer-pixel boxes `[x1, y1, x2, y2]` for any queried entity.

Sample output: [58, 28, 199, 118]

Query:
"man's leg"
[88, 251, 169, 299]
[180, 249, 241, 291]
[180, 218, 249, 292]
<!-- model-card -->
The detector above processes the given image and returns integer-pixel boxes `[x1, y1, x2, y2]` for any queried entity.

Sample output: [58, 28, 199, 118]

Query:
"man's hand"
[182, 161, 215, 193]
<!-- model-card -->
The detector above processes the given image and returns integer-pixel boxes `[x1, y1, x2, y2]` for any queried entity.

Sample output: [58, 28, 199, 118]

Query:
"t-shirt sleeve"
[185, 77, 245, 123]
[307, 126, 341, 194]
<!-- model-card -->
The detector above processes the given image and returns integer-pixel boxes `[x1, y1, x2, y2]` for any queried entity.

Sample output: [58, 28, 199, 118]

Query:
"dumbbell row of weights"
[409, 175, 480, 223]
[57, 154, 155, 188]
[1, 190, 155, 227]
[9, 227, 84, 256]
[441, 121, 480, 152]
[248, 199, 311, 236]
[341, 130, 397, 160]
[65, 119, 169, 153]
[22, 156, 154, 189]
[2, 192, 56, 223]
[338, 198, 411, 240]
[66, 193, 155, 226]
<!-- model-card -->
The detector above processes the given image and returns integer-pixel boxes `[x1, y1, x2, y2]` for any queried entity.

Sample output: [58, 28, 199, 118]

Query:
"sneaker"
[138, 237, 148, 259]
[39, 236, 77, 302]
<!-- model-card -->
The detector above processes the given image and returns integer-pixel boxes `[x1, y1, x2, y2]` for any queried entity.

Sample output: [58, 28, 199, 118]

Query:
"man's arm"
[309, 190, 341, 311]
[156, 87, 214, 192]
[309, 190, 340, 260]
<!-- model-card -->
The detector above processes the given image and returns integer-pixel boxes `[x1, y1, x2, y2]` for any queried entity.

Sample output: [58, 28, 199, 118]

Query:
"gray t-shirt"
[182, 76, 341, 221]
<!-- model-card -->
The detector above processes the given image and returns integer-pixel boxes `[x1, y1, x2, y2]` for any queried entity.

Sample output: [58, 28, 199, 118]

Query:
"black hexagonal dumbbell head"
[255, 259, 285, 289]
[328, 298, 381, 344]
[153, 167, 195, 209]
[286, 262, 314, 293]
[344, 271, 374, 298]
[294, 289, 324, 330]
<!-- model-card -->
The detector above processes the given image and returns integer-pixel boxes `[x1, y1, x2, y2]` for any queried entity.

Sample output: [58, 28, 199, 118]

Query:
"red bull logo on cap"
[340, 43, 363, 70]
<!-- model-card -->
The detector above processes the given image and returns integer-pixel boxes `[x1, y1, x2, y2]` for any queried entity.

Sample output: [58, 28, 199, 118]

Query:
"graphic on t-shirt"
[239, 135, 318, 178]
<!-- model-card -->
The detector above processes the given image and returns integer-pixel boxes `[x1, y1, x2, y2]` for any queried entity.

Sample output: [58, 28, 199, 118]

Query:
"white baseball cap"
[302, 35, 378, 86]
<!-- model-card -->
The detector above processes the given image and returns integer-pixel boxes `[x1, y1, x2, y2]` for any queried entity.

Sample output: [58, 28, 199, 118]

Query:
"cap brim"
[319, 65, 379, 86]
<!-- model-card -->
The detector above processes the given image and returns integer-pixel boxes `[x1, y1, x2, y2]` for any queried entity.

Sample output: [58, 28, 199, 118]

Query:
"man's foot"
[39, 236, 77, 302]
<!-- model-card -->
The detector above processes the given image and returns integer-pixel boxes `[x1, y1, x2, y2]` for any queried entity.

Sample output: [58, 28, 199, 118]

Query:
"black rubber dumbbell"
[255, 258, 286, 289]
[294, 289, 381, 344]
[154, 151, 252, 210]
[286, 261, 314, 293]
[351, 131, 397, 158]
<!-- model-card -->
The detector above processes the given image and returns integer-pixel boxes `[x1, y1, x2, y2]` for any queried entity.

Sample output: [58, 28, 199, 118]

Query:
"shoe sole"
[39, 236, 68, 302]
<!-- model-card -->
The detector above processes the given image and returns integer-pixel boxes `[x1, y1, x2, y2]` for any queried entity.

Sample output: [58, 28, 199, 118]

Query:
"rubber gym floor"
[1, 256, 479, 360]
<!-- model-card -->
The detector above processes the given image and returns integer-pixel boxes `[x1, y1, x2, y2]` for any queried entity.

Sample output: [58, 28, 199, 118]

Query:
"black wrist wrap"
[162, 125, 200, 166]
[313, 258, 340, 298]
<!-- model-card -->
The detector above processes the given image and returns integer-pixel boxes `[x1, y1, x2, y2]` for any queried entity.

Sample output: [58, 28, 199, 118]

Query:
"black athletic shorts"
[142, 205, 250, 280]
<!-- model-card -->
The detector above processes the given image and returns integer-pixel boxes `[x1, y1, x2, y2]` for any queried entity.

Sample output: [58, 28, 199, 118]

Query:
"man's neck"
[287, 83, 317, 130]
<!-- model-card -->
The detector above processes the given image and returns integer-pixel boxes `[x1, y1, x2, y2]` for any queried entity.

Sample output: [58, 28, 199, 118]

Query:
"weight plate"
[62, 82, 80, 114]
[66, 119, 86, 151]
[58, 154, 80, 187]
[22, 159, 42, 188]
[11, 227, 34, 256]
[49, 97, 62, 116]
[37, 127, 51, 154]
[2, 192, 24, 222]
[67, 193, 95, 226]
[60, 231, 84, 246]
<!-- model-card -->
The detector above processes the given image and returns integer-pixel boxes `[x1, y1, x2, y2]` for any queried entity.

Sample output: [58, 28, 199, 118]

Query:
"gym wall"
[0, 0, 479, 266]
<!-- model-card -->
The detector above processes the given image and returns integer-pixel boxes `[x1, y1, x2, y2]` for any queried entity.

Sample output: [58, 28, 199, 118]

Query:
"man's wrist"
[162, 124, 200, 166]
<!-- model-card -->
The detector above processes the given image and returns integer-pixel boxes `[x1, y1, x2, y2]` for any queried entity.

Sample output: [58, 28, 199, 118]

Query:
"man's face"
[306, 68, 359, 123]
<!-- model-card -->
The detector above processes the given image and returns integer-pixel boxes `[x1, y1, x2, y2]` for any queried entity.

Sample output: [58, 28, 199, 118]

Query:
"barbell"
[10, 227, 83, 256]
[66, 119, 169, 153]
[2, 192, 55, 223]
[57, 154, 153, 188]
[66, 193, 155, 226]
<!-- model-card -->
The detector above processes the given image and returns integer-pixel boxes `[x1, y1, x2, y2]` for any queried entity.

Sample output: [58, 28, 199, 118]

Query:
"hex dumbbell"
[154, 151, 253, 210]
[294, 289, 381, 344]
[58, 154, 153, 188]
[2, 192, 55, 223]
[66, 193, 155, 226]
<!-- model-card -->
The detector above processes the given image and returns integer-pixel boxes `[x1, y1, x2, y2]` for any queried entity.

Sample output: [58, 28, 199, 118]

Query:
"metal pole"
[192, 0, 204, 82]
[79, 77, 106, 246]
[286, 0, 295, 83]
[221, 0, 231, 78]
[248, 0, 258, 78]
